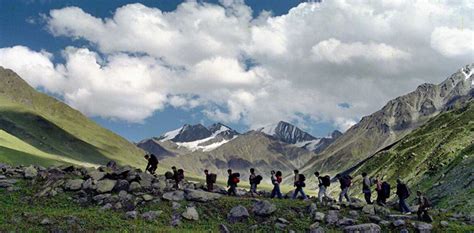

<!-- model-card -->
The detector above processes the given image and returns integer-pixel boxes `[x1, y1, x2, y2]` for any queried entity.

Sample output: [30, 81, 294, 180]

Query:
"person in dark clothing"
[204, 169, 215, 192]
[144, 154, 158, 174]
[362, 172, 372, 204]
[270, 170, 283, 199]
[249, 168, 257, 196]
[396, 179, 412, 214]
[227, 169, 237, 196]
[176, 169, 185, 189]
[292, 174, 307, 200]
[337, 174, 352, 203]
[416, 191, 433, 222]
[315, 171, 329, 203]
[380, 180, 391, 205]
[172, 166, 179, 189]
[375, 176, 383, 205]
[293, 169, 299, 187]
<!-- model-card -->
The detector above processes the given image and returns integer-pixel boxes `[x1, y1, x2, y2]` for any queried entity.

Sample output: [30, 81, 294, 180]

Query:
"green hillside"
[0, 67, 145, 168]
[351, 101, 474, 213]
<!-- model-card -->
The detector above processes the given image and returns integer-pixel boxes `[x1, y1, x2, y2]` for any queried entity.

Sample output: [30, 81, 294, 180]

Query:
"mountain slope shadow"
[0, 110, 110, 164]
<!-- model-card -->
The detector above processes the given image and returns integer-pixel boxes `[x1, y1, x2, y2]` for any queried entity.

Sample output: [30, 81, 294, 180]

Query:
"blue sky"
[0, 0, 471, 142]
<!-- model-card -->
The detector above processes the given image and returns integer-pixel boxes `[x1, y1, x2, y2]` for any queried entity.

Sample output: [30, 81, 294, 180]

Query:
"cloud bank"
[1, 0, 473, 132]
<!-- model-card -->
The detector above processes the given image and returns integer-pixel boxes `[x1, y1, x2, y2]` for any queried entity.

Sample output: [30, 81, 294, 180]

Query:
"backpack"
[209, 173, 217, 183]
[381, 182, 391, 198]
[299, 174, 306, 182]
[322, 175, 331, 187]
[165, 171, 174, 180]
[423, 197, 432, 208]
[255, 175, 263, 185]
[345, 176, 352, 187]
[232, 173, 240, 184]
[405, 185, 411, 198]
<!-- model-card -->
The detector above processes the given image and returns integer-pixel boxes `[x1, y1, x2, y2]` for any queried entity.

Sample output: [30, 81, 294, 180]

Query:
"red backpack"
[233, 177, 240, 184]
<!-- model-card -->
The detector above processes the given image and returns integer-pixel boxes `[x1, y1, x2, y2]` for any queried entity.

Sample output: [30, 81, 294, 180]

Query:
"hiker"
[176, 169, 185, 189]
[315, 172, 330, 203]
[293, 169, 299, 187]
[171, 166, 179, 189]
[144, 154, 158, 175]
[362, 172, 372, 204]
[396, 179, 412, 214]
[337, 174, 352, 203]
[227, 169, 239, 196]
[270, 170, 283, 199]
[204, 169, 216, 192]
[416, 191, 433, 222]
[292, 173, 308, 200]
[380, 180, 391, 205]
[375, 177, 383, 205]
[249, 168, 262, 196]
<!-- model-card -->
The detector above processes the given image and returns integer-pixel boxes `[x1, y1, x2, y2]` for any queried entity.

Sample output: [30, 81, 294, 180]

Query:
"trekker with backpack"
[204, 169, 217, 192]
[270, 170, 283, 199]
[315, 171, 331, 203]
[144, 154, 159, 175]
[227, 169, 239, 196]
[362, 172, 372, 204]
[249, 168, 262, 196]
[293, 169, 299, 187]
[396, 179, 412, 214]
[337, 174, 352, 203]
[292, 174, 308, 200]
[375, 176, 383, 205]
[380, 180, 390, 205]
[172, 166, 179, 189]
[416, 191, 433, 222]
[176, 169, 185, 189]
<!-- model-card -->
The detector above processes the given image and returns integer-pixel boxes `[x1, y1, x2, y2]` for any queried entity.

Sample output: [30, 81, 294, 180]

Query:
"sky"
[0, 0, 473, 142]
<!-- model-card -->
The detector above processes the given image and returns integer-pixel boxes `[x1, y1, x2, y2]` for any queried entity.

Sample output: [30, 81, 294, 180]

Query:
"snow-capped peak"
[159, 126, 183, 142]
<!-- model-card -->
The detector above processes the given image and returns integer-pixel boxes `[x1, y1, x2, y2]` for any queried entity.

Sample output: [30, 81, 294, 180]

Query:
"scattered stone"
[182, 206, 199, 221]
[369, 215, 381, 223]
[162, 191, 185, 201]
[310, 227, 325, 233]
[325, 210, 339, 225]
[24, 166, 38, 179]
[125, 211, 138, 219]
[362, 205, 376, 215]
[349, 202, 365, 210]
[96, 179, 116, 193]
[219, 224, 230, 233]
[330, 204, 341, 210]
[142, 194, 154, 201]
[0, 175, 6, 179]
[184, 189, 222, 202]
[114, 202, 123, 210]
[440, 221, 449, 227]
[64, 179, 84, 191]
[101, 203, 113, 211]
[129, 181, 141, 192]
[374, 205, 391, 216]
[277, 218, 290, 224]
[88, 170, 105, 181]
[393, 219, 405, 227]
[379, 220, 390, 226]
[40, 218, 51, 225]
[349, 210, 359, 219]
[275, 222, 287, 229]
[141, 211, 162, 221]
[343, 223, 381, 233]
[172, 202, 181, 210]
[114, 179, 130, 192]
[82, 178, 94, 190]
[138, 172, 154, 188]
[313, 212, 326, 222]
[171, 213, 182, 227]
[400, 228, 409, 233]
[309, 222, 320, 229]
[338, 217, 356, 226]
[252, 200, 276, 216]
[412, 222, 433, 233]
[227, 205, 249, 223]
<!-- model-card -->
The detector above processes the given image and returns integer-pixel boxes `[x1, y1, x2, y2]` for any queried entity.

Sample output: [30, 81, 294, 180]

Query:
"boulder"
[275, 222, 287, 229]
[374, 205, 391, 216]
[171, 213, 182, 227]
[362, 205, 376, 215]
[343, 223, 381, 233]
[162, 191, 185, 201]
[87, 170, 105, 181]
[24, 166, 37, 179]
[114, 180, 130, 192]
[308, 203, 318, 217]
[440, 221, 449, 227]
[368, 215, 381, 223]
[96, 179, 117, 193]
[330, 204, 341, 210]
[182, 206, 199, 221]
[349, 210, 359, 219]
[349, 202, 365, 210]
[141, 211, 162, 221]
[65, 179, 84, 191]
[142, 194, 154, 201]
[101, 203, 113, 211]
[227, 205, 249, 223]
[277, 218, 290, 224]
[252, 200, 276, 216]
[172, 201, 181, 210]
[310, 227, 325, 233]
[129, 181, 141, 192]
[393, 219, 405, 227]
[138, 172, 154, 188]
[313, 212, 325, 222]
[338, 217, 356, 226]
[184, 189, 222, 202]
[40, 218, 51, 225]
[125, 211, 138, 219]
[412, 222, 433, 233]
[325, 210, 339, 225]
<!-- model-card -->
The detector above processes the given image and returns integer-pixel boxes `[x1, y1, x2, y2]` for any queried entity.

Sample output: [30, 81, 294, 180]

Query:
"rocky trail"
[0, 162, 473, 232]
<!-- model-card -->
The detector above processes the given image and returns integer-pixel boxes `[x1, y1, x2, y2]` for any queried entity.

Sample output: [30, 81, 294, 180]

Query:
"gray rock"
[400, 229, 409, 233]
[138, 172, 154, 188]
[141, 210, 162, 221]
[125, 211, 138, 219]
[227, 205, 249, 223]
[313, 212, 326, 222]
[171, 213, 182, 227]
[349, 202, 365, 210]
[362, 205, 376, 215]
[393, 219, 405, 227]
[172, 201, 181, 210]
[65, 179, 84, 191]
[310, 226, 325, 233]
[275, 222, 287, 229]
[379, 220, 390, 226]
[440, 221, 449, 227]
[93, 194, 111, 202]
[82, 178, 94, 190]
[330, 204, 341, 210]
[369, 215, 382, 223]
[349, 210, 360, 219]
[252, 200, 276, 216]
[114, 179, 130, 192]
[142, 194, 154, 201]
[412, 222, 433, 232]
[24, 166, 37, 179]
[118, 190, 128, 200]
[129, 181, 141, 192]
[184, 189, 222, 202]
[40, 218, 51, 225]
[182, 206, 199, 221]
[114, 202, 123, 210]
[277, 218, 290, 224]
[338, 217, 356, 226]
[343, 223, 381, 233]
[88, 170, 105, 181]
[325, 210, 339, 225]
[101, 203, 113, 211]
[0, 175, 6, 179]
[308, 203, 318, 216]
[374, 205, 391, 216]
[96, 179, 117, 193]
[162, 191, 185, 201]
[219, 224, 230, 233]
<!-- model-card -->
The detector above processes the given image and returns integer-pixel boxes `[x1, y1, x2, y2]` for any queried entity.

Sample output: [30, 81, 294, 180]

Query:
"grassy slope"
[0, 67, 145, 168]
[351, 102, 474, 212]
[1, 180, 472, 232]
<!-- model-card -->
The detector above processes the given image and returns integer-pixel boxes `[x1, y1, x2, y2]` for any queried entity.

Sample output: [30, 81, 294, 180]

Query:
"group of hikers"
[144, 153, 432, 222]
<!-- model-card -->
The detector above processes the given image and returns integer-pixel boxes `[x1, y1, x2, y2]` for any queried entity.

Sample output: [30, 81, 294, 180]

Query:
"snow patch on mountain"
[160, 127, 182, 142]
[176, 135, 237, 152]
[295, 139, 322, 151]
